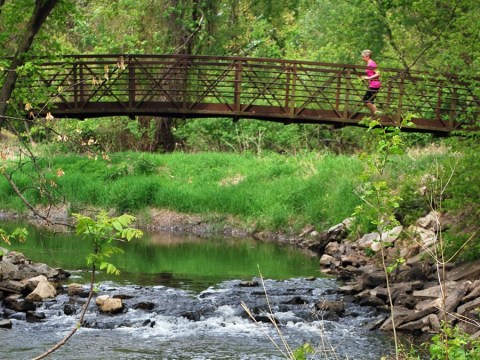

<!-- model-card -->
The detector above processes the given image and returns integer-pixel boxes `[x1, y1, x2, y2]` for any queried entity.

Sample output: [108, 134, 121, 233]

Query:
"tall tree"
[0, 0, 59, 128]
[139, 0, 218, 152]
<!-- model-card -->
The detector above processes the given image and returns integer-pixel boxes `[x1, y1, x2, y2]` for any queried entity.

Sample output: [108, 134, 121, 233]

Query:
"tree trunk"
[151, 117, 176, 152]
[0, 0, 59, 128]
[136, 116, 176, 152]
[146, 0, 210, 153]
[0, 0, 6, 14]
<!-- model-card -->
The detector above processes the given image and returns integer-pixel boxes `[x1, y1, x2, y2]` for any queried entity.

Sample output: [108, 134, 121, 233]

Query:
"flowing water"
[0, 222, 394, 359]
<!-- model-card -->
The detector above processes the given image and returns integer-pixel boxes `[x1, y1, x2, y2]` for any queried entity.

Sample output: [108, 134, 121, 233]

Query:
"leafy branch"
[32, 211, 143, 359]
[353, 118, 410, 359]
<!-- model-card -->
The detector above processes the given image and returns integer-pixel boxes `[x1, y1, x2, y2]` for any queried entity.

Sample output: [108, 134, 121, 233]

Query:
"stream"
[0, 222, 394, 359]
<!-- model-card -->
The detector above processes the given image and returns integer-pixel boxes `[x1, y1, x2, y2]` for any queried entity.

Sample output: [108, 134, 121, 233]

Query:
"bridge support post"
[234, 60, 242, 113]
[395, 75, 405, 126]
[449, 87, 457, 130]
[436, 85, 442, 122]
[79, 63, 85, 105]
[73, 62, 78, 108]
[129, 61, 136, 111]
[343, 68, 351, 120]
[285, 64, 296, 116]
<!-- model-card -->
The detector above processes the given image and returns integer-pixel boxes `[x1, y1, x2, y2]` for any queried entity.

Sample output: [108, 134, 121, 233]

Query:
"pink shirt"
[366, 60, 381, 89]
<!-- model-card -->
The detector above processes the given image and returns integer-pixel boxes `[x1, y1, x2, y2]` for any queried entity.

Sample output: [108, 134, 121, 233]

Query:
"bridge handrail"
[4, 53, 479, 84]
[6, 54, 480, 133]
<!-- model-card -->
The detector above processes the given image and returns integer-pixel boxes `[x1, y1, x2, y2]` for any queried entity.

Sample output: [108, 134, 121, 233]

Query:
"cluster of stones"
[0, 250, 65, 328]
[0, 249, 123, 330]
[296, 211, 480, 338]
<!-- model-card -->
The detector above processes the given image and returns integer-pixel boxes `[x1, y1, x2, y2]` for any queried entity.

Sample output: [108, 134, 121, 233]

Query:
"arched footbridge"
[17, 54, 479, 134]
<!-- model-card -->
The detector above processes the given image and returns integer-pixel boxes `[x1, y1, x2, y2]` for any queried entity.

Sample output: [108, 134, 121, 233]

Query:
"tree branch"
[0, 0, 59, 126]
[32, 265, 97, 360]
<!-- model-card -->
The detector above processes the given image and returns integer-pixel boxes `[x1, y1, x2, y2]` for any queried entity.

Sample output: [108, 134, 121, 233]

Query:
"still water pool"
[0, 222, 394, 359]
[3, 221, 322, 289]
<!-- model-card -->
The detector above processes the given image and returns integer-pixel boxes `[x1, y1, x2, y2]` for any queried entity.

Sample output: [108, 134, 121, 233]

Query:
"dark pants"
[363, 87, 380, 104]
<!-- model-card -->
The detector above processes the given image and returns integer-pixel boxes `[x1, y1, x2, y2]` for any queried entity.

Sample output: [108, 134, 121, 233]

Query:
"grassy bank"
[1, 145, 478, 255]
[1, 151, 363, 232]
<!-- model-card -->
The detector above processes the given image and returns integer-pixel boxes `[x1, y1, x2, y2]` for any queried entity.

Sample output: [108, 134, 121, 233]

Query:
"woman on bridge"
[361, 49, 381, 116]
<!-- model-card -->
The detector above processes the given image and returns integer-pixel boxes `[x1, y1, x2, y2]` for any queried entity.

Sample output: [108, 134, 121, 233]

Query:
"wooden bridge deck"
[15, 54, 480, 133]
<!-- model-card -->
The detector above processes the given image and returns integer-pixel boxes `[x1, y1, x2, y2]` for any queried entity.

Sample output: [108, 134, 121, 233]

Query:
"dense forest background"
[0, 0, 479, 153]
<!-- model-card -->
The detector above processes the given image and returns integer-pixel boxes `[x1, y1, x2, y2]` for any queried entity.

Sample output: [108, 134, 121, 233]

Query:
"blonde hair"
[362, 49, 373, 58]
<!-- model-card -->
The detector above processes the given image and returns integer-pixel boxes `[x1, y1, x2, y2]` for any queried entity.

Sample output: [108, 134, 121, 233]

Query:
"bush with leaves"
[353, 118, 411, 359]
[73, 211, 143, 275]
[0, 227, 28, 257]
[428, 324, 480, 360]
[33, 211, 143, 359]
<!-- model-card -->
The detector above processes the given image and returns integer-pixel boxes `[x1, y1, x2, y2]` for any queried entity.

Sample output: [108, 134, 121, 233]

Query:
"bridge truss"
[15, 54, 480, 133]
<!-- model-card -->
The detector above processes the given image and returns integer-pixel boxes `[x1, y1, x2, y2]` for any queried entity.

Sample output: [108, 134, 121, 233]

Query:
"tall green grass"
[2, 145, 478, 246]
[1, 151, 364, 231]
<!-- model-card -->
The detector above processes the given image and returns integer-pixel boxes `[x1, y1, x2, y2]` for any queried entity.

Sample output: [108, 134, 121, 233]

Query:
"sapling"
[353, 118, 411, 359]
[32, 211, 143, 360]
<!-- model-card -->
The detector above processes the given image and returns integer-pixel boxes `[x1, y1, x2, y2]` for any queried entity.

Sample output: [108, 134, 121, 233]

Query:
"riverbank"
[142, 207, 480, 340]
[302, 212, 480, 339]
[3, 205, 480, 341]
[0, 151, 364, 234]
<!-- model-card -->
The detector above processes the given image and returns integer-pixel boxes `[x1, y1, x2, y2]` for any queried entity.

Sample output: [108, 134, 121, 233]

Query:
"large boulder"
[96, 295, 124, 314]
[298, 219, 352, 254]
[0, 319, 12, 329]
[24, 276, 57, 301]
[416, 211, 443, 231]
[0, 259, 19, 280]
[68, 283, 89, 297]
[0, 251, 60, 281]
[357, 226, 403, 251]
[3, 296, 36, 312]
[447, 260, 480, 281]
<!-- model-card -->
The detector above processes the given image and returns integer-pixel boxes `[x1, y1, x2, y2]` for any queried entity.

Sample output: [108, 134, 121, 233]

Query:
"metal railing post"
[182, 58, 188, 110]
[128, 60, 136, 110]
[73, 62, 78, 108]
[285, 65, 291, 115]
[336, 72, 341, 113]
[385, 76, 393, 112]
[291, 63, 297, 115]
[449, 87, 457, 130]
[396, 74, 405, 125]
[234, 60, 242, 112]
[436, 84, 442, 122]
[343, 68, 351, 119]
[79, 62, 85, 105]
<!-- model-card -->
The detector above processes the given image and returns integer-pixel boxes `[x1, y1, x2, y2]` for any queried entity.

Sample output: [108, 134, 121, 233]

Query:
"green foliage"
[428, 324, 480, 360]
[353, 119, 412, 358]
[36, 118, 152, 154]
[43, 116, 375, 156]
[440, 140, 480, 260]
[353, 121, 406, 235]
[174, 118, 327, 154]
[386, 257, 405, 273]
[0, 227, 28, 247]
[293, 342, 315, 360]
[73, 211, 143, 275]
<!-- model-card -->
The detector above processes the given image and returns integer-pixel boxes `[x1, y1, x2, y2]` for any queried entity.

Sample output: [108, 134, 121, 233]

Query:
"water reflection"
[2, 221, 322, 291]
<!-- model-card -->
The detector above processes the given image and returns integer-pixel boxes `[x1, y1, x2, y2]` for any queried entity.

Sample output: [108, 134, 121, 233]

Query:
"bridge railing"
[12, 54, 480, 132]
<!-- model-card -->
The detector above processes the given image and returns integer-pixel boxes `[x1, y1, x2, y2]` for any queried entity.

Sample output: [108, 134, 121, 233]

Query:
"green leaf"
[293, 343, 314, 360]
[75, 211, 142, 277]
[112, 220, 123, 232]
